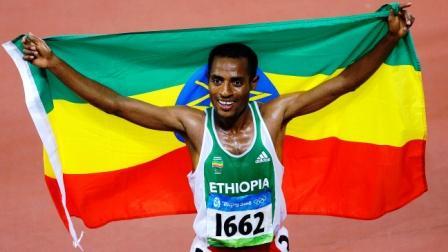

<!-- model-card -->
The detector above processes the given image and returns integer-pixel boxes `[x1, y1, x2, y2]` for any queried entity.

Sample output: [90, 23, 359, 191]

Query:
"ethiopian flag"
[3, 3, 426, 247]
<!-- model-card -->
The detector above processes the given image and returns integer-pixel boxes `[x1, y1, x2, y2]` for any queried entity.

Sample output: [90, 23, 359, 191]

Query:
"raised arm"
[264, 3, 415, 125]
[21, 34, 203, 134]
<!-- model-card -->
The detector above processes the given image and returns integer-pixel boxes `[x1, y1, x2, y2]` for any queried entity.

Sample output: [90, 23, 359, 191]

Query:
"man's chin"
[215, 109, 236, 119]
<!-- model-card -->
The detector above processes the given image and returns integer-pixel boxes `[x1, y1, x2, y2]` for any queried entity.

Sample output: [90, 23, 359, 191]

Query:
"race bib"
[206, 190, 274, 247]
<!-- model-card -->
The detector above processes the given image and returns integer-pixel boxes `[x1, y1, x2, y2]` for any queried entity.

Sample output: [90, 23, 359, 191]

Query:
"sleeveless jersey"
[188, 102, 289, 252]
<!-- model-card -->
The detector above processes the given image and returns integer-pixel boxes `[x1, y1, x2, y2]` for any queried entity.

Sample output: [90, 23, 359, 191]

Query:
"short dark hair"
[207, 42, 258, 79]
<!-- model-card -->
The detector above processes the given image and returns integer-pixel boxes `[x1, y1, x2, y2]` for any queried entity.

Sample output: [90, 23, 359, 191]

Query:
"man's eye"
[212, 78, 222, 84]
[233, 80, 242, 86]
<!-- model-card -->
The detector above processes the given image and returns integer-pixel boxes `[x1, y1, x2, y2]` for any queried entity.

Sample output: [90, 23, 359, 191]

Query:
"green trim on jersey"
[208, 233, 274, 248]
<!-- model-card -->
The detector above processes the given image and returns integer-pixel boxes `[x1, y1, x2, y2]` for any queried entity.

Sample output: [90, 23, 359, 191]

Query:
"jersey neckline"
[210, 102, 258, 159]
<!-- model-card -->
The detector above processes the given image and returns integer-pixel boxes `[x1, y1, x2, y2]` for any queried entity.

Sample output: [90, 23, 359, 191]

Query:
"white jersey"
[188, 102, 289, 252]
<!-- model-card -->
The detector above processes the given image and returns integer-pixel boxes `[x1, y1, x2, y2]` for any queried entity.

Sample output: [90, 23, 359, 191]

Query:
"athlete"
[21, 4, 414, 252]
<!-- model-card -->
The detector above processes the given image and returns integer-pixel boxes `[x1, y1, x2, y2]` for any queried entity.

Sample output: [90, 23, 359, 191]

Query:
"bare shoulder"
[259, 97, 284, 118]
[259, 94, 298, 123]
[257, 98, 286, 137]
[259, 91, 309, 124]
[257, 92, 305, 142]
[175, 105, 205, 128]
[175, 106, 206, 148]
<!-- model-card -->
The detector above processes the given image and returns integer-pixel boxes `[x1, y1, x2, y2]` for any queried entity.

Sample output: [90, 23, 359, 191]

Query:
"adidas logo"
[255, 151, 271, 164]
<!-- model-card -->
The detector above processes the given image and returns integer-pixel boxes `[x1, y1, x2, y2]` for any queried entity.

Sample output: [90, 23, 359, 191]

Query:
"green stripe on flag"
[11, 2, 420, 110]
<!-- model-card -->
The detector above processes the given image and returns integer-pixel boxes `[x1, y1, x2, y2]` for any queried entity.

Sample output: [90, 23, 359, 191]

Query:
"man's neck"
[214, 104, 252, 133]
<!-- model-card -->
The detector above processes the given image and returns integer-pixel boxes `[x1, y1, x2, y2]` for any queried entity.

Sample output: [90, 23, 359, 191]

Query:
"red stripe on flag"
[283, 137, 427, 219]
[45, 176, 69, 229]
[45, 137, 426, 228]
[46, 147, 195, 228]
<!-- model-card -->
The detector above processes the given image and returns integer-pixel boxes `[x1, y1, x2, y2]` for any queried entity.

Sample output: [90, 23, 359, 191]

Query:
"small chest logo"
[255, 151, 271, 164]
[212, 156, 224, 174]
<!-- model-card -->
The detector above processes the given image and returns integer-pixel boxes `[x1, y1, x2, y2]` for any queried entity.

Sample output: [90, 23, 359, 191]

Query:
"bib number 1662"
[215, 212, 265, 237]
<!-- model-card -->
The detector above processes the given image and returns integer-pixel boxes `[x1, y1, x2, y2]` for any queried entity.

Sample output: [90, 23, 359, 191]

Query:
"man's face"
[208, 56, 258, 120]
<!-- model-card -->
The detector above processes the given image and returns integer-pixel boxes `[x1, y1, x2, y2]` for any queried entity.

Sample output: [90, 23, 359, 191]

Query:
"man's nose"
[220, 82, 232, 97]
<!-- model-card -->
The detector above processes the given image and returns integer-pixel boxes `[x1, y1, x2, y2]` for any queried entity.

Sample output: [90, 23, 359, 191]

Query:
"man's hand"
[388, 2, 415, 39]
[21, 33, 58, 68]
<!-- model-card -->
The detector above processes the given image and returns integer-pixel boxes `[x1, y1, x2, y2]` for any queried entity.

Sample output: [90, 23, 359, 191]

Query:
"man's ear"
[250, 75, 259, 90]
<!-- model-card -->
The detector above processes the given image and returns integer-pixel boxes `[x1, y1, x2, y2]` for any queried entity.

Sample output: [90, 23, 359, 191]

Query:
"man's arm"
[21, 34, 202, 133]
[264, 4, 415, 124]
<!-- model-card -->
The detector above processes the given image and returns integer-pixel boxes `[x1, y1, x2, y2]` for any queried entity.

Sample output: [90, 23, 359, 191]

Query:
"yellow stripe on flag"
[44, 150, 55, 178]
[44, 64, 425, 177]
[268, 64, 426, 146]
[46, 84, 185, 176]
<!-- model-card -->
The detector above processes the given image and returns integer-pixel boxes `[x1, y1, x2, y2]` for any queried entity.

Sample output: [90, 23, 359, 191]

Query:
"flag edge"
[1, 41, 84, 249]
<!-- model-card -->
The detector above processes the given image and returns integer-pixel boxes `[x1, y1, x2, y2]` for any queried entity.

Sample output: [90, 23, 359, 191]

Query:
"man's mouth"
[217, 99, 235, 111]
